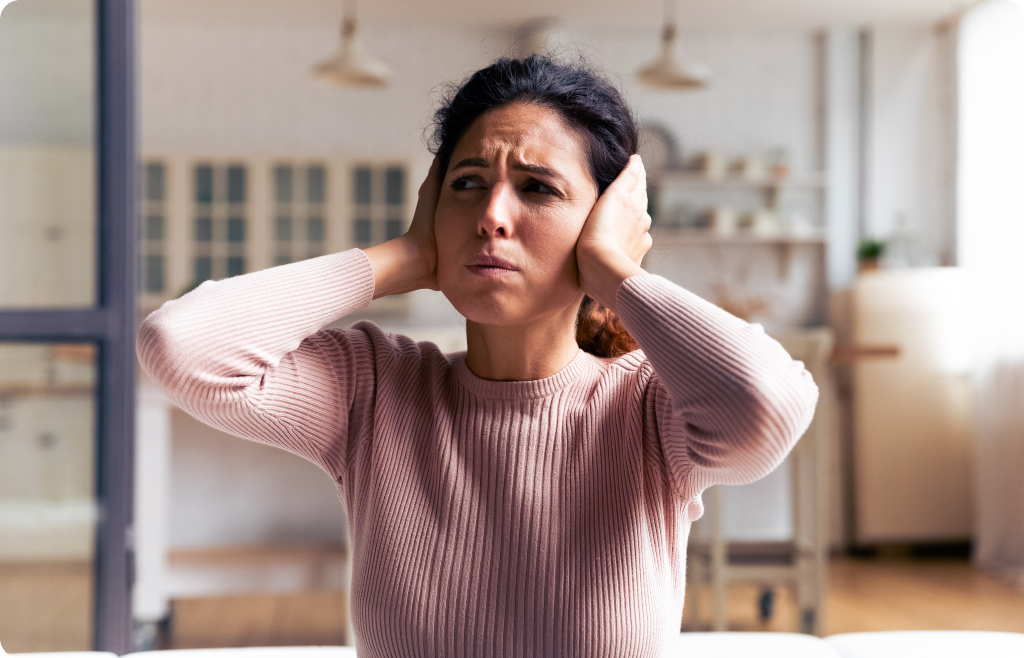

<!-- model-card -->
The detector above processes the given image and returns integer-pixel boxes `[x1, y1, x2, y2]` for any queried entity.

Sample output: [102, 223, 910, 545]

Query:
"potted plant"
[857, 239, 885, 273]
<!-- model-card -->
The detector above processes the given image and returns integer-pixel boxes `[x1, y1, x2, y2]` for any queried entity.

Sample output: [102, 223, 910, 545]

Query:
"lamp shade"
[638, 25, 710, 89]
[313, 18, 391, 87]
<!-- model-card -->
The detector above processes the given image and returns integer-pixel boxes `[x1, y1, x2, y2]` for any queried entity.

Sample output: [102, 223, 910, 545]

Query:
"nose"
[477, 183, 514, 238]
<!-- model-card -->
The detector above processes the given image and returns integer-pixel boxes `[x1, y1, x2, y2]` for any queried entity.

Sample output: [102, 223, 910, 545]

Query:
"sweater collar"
[453, 349, 590, 400]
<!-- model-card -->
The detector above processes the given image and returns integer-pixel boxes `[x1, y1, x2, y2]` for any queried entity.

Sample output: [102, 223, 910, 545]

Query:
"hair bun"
[575, 296, 639, 358]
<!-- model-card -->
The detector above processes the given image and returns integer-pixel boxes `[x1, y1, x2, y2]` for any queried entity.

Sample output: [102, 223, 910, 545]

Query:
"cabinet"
[852, 269, 972, 543]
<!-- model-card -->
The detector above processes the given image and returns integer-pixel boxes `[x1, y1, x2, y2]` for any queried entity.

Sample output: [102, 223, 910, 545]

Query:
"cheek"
[433, 204, 464, 268]
[522, 210, 587, 275]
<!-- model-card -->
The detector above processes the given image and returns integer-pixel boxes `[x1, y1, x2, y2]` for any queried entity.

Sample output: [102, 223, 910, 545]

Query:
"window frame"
[0, 0, 137, 652]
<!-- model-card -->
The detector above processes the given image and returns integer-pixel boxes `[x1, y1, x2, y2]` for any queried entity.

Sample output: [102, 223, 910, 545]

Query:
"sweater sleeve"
[136, 249, 377, 477]
[614, 274, 819, 500]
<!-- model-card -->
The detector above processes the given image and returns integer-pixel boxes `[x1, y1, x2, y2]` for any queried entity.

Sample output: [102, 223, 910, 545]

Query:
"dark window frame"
[0, 0, 137, 652]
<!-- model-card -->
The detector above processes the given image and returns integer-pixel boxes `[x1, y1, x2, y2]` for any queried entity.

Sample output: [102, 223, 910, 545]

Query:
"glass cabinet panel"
[0, 342, 97, 651]
[0, 0, 96, 308]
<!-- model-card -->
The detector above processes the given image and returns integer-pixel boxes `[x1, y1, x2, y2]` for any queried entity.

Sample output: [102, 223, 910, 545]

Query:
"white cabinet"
[852, 269, 973, 543]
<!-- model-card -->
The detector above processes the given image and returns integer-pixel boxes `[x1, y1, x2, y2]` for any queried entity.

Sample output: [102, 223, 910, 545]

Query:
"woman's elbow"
[751, 366, 819, 455]
[136, 306, 196, 392]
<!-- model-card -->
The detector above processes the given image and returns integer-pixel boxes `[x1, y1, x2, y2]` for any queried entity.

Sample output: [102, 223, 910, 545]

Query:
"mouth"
[466, 254, 519, 277]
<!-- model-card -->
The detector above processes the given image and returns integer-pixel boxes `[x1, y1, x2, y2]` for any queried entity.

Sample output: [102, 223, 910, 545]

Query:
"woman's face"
[434, 103, 599, 327]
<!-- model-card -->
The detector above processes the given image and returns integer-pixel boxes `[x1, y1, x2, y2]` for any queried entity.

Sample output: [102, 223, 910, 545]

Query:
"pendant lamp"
[312, 2, 391, 88]
[637, 0, 710, 89]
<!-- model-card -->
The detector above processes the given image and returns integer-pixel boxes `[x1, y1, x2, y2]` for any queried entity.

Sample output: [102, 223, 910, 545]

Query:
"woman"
[138, 55, 818, 657]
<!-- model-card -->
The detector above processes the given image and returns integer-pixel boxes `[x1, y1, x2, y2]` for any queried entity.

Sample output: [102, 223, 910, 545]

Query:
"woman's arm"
[136, 250, 377, 473]
[137, 160, 445, 474]
[576, 156, 818, 497]
[617, 276, 818, 496]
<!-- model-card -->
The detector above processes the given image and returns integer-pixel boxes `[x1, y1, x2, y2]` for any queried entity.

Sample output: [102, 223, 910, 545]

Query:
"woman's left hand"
[576, 154, 653, 312]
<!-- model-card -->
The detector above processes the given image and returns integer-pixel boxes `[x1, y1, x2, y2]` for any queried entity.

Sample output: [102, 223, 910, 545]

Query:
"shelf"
[0, 384, 94, 397]
[651, 228, 826, 245]
[659, 172, 827, 189]
[648, 228, 826, 279]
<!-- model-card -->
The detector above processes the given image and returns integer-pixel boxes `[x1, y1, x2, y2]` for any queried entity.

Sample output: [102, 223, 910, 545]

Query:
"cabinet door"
[0, 342, 98, 651]
[853, 269, 972, 543]
[0, 0, 136, 652]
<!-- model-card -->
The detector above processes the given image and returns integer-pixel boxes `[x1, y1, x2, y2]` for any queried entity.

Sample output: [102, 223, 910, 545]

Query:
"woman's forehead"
[451, 103, 590, 174]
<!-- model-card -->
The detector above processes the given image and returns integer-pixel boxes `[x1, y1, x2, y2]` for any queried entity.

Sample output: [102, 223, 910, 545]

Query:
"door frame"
[0, 0, 137, 652]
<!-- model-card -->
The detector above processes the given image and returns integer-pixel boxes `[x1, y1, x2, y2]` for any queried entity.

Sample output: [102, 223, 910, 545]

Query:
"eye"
[523, 179, 557, 196]
[450, 177, 482, 191]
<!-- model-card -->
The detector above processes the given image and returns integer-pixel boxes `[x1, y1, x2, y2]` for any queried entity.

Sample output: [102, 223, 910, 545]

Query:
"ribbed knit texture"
[137, 249, 818, 658]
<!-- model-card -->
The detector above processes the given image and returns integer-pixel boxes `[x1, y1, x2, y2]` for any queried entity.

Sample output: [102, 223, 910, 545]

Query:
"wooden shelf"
[649, 228, 826, 279]
[659, 172, 827, 190]
[0, 384, 94, 397]
[651, 228, 826, 245]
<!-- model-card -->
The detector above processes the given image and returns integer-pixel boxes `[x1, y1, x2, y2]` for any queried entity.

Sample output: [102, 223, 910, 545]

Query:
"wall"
[0, 0, 96, 308]
[864, 25, 958, 265]
[0, 0, 93, 145]
[168, 408, 346, 548]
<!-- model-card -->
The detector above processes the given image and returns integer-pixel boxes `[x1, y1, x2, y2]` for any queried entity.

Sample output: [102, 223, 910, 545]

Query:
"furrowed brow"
[451, 157, 489, 171]
[511, 163, 567, 184]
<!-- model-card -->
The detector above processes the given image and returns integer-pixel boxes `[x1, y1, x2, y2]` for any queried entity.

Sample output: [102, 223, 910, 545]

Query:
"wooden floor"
[825, 555, 1024, 634]
[0, 561, 93, 653]
[168, 591, 349, 649]
[683, 555, 1024, 636]
[166, 554, 1024, 648]
[3, 553, 1024, 651]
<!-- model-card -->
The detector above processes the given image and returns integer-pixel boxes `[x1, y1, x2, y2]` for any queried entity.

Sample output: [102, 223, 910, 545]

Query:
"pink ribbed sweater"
[137, 249, 818, 658]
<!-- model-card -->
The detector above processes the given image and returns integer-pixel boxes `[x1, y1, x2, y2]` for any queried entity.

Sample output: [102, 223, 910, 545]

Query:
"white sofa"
[824, 631, 1024, 657]
[123, 651, 356, 658]
[7, 632, 1024, 657]
[676, 632, 842, 656]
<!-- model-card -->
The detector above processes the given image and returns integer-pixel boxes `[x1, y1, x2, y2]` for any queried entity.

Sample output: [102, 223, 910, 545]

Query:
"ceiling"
[141, 0, 979, 30]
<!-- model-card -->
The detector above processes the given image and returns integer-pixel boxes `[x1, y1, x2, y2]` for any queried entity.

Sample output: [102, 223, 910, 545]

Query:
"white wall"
[0, 1, 96, 308]
[168, 408, 346, 548]
[958, 0, 1024, 575]
[864, 25, 958, 265]
[0, 0, 93, 145]
[140, 16, 822, 178]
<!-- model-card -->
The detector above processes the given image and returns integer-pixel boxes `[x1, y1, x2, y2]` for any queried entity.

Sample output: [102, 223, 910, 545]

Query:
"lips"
[466, 254, 519, 271]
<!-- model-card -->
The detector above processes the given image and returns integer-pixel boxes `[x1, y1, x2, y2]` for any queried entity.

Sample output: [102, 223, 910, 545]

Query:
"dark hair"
[429, 54, 640, 358]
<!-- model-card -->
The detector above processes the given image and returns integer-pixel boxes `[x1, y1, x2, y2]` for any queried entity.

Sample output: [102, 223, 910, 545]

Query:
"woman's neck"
[464, 304, 581, 382]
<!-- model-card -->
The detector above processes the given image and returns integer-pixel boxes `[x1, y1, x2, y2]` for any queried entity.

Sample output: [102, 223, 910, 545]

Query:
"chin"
[442, 284, 584, 330]
[443, 287, 526, 326]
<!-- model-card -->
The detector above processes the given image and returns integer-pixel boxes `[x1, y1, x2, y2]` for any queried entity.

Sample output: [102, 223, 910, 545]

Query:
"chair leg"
[758, 587, 775, 623]
[710, 486, 728, 632]
[800, 608, 816, 635]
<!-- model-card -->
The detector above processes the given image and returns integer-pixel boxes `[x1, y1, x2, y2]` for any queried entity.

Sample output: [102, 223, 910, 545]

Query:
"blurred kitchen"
[1, 0, 1024, 652]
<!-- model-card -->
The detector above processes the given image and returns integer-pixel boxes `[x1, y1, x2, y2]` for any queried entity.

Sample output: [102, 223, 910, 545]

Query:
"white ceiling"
[141, 0, 979, 29]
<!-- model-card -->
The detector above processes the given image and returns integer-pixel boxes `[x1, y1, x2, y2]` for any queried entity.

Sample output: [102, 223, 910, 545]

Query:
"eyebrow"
[450, 157, 568, 185]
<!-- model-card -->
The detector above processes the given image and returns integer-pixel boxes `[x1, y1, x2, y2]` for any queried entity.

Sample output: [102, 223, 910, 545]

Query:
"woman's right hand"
[364, 158, 442, 298]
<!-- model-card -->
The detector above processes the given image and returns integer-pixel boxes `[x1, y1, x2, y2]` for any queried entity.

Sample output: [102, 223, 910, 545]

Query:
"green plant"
[857, 239, 886, 263]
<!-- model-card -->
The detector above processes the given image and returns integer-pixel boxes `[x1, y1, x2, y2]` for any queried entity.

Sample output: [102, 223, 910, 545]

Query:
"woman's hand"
[575, 155, 653, 312]
[364, 158, 442, 298]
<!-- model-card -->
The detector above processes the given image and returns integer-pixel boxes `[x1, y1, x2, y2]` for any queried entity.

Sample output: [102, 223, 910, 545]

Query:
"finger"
[614, 155, 642, 194]
[419, 157, 442, 199]
[413, 158, 443, 226]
